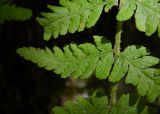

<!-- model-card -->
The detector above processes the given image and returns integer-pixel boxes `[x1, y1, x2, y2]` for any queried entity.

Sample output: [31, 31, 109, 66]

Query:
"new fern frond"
[117, 0, 160, 36]
[17, 36, 114, 79]
[53, 93, 150, 114]
[0, 0, 32, 23]
[36, 0, 117, 40]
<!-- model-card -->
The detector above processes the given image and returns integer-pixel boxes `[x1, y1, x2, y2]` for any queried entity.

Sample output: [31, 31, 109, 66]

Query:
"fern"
[17, 36, 114, 79]
[109, 45, 160, 102]
[17, 35, 160, 102]
[16, 0, 160, 113]
[53, 93, 149, 114]
[0, 0, 32, 23]
[36, 0, 116, 40]
[117, 0, 160, 36]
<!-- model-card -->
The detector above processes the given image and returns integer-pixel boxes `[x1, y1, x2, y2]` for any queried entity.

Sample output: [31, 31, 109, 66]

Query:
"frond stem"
[109, 21, 123, 106]
[114, 21, 123, 57]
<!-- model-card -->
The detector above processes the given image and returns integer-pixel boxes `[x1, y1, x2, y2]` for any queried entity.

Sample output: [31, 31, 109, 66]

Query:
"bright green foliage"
[36, 0, 112, 40]
[17, 36, 114, 79]
[0, 0, 32, 23]
[53, 94, 148, 114]
[117, 0, 160, 36]
[109, 45, 160, 102]
[17, 36, 160, 102]
[16, 0, 160, 112]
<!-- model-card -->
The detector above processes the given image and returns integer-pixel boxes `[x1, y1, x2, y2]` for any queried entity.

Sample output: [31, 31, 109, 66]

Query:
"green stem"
[109, 83, 119, 105]
[114, 21, 123, 57]
[109, 21, 123, 106]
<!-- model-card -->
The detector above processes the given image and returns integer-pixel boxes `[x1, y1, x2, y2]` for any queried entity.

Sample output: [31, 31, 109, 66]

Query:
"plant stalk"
[114, 21, 123, 57]
[109, 21, 123, 106]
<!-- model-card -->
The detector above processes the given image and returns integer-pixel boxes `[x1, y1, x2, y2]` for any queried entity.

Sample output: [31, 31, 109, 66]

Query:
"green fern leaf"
[36, 0, 115, 40]
[109, 45, 160, 102]
[17, 36, 114, 79]
[17, 34, 160, 102]
[117, 0, 160, 36]
[0, 0, 32, 23]
[53, 94, 148, 114]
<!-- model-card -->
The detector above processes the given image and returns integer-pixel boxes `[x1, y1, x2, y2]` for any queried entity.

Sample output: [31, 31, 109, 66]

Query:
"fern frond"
[109, 45, 160, 102]
[17, 36, 114, 79]
[0, 0, 32, 23]
[36, 0, 116, 40]
[117, 0, 160, 36]
[17, 34, 160, 102]
[53, 94, 148, 114]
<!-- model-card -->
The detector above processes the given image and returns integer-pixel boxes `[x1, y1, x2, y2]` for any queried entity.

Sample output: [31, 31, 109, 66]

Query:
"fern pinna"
[0, 0, 32, 23]
[36, 0, 113, 40]
[17, 0, 160, 114]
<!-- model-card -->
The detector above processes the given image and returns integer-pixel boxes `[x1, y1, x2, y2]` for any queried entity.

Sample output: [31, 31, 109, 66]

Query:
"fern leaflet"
[17, 36, 114, 79]
[117, 0, 160, 36]
[109, 45, 160, 102]
[36, 0, 116, 40]
[53, 94, 149, 114]
[0, 0, 32, 23]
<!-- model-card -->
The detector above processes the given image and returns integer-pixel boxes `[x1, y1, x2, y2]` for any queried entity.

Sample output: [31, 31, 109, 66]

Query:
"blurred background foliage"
[0, 0, 160, 114]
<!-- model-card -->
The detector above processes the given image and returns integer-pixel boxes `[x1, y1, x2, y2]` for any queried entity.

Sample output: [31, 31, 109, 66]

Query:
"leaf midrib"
[43, 1, 106, 26]
[60, 50, 113, 63]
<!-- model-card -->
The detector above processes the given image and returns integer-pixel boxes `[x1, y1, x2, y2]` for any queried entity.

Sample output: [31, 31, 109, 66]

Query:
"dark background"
[0, 0, 160, 114]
